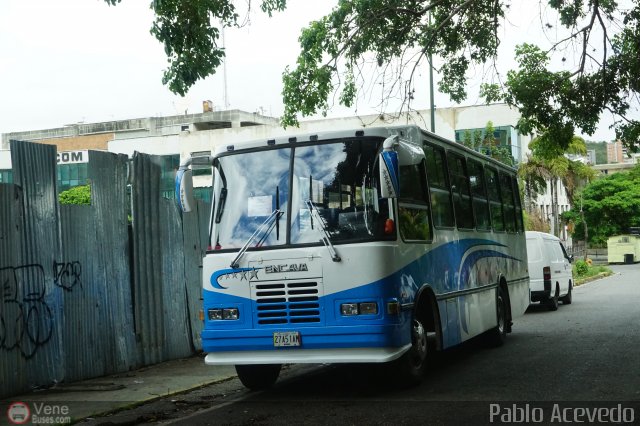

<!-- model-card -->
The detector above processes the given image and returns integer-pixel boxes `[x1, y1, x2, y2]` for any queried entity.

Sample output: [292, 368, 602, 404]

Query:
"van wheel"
[547, 285, 559, 311]
[486, 287, 507, 347]
[392, 318, 428, 385]
[560, 282, 573, 305]
[235, 364, 281, 390]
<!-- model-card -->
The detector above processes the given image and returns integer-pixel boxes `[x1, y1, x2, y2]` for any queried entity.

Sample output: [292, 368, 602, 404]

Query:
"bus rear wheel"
[393, 318, 428, 385]
[235, 364, 281, 390]
[486, 287, 507, 347]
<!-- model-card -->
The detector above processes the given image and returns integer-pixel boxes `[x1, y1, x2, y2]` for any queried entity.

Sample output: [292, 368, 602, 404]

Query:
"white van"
[525, 231, 574, 310]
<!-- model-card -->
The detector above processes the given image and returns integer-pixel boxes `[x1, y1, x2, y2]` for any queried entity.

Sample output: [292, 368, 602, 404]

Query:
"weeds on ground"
[573, 259, 612, 285]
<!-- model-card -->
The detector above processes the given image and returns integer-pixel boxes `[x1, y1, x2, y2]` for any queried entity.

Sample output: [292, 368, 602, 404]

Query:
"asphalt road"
[85, 264, 640, 425]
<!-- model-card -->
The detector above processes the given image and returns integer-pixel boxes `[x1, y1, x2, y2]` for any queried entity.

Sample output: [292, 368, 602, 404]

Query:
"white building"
[6, 103, 574, 230]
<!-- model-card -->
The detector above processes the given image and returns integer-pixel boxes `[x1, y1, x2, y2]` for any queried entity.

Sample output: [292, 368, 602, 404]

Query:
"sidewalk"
[2, 354, 236, 425]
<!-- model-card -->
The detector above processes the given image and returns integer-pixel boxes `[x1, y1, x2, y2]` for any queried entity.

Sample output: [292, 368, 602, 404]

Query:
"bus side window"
[467, 158, 491, 230]
[447, 153, 474, 229]
[485, 167, 505, 232]
[512, 176, 525, 232]
[423, 143, 454, 228]
[398, 161, 432, 241]
[499, 172, 517, 233]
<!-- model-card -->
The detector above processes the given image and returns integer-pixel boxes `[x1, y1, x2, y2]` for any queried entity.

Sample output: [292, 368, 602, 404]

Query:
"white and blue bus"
[176, 125, 529, 389]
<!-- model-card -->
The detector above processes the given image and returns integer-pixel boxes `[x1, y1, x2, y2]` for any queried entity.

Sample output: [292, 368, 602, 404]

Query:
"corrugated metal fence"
[0, 141, 209, 398]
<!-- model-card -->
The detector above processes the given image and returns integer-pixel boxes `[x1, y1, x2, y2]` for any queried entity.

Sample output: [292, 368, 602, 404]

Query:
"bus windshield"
[213, 137, 390, 250]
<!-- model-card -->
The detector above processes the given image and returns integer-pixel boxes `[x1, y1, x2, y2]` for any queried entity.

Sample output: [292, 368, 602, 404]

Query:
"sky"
[0, 0, 629, 142]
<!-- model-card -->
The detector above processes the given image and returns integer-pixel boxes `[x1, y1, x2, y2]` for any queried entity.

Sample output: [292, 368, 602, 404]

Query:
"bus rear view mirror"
[176, 168, 195, 213]
[379, 135, 399, 199]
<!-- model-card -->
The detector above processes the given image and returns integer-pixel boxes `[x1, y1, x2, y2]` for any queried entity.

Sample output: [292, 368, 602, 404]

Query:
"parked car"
[525, 231, 574, 310]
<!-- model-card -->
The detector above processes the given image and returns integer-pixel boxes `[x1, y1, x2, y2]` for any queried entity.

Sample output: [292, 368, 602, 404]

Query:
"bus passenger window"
[512, 176, 525, 232]
[447, 153, 474, 229]
[485, 167, 505, 232]
[500, 172, 517, 233]
[467, 159, 491, 230]
[423, 143, 454, 228]
[398, 162, 432, 241]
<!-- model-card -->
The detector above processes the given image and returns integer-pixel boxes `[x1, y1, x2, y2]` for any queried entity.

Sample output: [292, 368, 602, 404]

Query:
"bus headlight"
[208, 308, 239, 320]
[340, 303, 359, 316]
[208, 308, 223, 320]
[340, 302, 378, 316]
[222, 308, 239, 320]
[358, 302, 378, 315]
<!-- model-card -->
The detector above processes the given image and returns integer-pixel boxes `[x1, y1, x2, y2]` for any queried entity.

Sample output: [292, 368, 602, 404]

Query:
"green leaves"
[281, 0, 504, 126]
[99, 0, 639, 150]
[59, 185, 91, 205]
[149, 0, 238, 97]
[567, 165, 640, 244]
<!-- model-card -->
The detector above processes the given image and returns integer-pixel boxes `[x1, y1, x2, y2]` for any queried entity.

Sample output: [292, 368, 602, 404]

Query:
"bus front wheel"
[393, 318, 428, 385]
[235, 364, 282, 390]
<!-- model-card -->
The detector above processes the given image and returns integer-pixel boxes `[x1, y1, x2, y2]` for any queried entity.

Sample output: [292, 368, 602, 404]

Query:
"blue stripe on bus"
[202, 238, 522, 352]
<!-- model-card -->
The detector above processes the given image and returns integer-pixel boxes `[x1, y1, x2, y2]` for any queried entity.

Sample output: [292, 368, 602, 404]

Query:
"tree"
[105, 0, 640, 151]
[519, 135, 595, 236]
[103, 0, 287, 97]
[461, 121, 514, 166]
[59, 185, 91, 205]
[281, 0, 640, 149]
[563, 165, 640, 245]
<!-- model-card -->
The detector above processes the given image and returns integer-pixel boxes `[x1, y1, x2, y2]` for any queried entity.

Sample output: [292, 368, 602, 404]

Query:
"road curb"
[575, 271, 614, 287]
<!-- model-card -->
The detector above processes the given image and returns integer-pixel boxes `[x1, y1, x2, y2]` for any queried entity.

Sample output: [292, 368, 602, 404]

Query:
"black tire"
[235, 364, 281, 390]
[392, 317, 428, 386]
[547, 285, 559, 311]
[486, 287, 507, 347]
[560, 282, 573, 305]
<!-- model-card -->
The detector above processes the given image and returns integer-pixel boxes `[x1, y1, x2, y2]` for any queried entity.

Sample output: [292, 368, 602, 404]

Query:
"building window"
[57, 163, 88, 192]
[0, 170, 13, 184]
[190, 151, 212, 177]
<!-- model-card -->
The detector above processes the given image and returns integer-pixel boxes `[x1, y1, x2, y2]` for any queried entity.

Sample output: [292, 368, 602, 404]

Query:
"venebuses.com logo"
[6, 402, 30, 425]
[6, 401, 71, 425]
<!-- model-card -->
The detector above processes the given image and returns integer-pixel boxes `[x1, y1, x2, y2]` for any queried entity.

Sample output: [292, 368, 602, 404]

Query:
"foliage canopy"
[59, 185, 91, 205]
[562, 164, 640, 245]
[104, 0, 640, 150]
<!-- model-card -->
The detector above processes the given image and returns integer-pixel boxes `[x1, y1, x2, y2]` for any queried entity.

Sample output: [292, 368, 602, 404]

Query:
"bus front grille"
[253, 281, 322, 325]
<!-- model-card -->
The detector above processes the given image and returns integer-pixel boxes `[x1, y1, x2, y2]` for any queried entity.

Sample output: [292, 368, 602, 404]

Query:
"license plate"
[273, 331, 301, 347]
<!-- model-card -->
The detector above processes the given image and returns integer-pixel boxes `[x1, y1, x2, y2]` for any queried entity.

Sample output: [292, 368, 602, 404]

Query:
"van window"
[543, 240, 560, 261]
[526, 238, 543, 262]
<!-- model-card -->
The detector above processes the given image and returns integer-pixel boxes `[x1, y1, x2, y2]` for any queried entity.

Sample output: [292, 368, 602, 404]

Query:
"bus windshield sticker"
[248, 195, 273, 217]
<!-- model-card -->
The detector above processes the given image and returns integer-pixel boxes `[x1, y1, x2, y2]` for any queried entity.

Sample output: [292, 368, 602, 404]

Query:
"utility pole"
[428, 13, 435, 133]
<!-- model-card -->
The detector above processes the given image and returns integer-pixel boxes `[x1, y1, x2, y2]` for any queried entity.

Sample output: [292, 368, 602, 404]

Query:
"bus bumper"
[204, 345, 411, 365]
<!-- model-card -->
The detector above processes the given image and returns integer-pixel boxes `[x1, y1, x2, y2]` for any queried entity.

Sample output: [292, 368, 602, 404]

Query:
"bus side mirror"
[176, 168, 195, 213]
[379, 136, 399, 199]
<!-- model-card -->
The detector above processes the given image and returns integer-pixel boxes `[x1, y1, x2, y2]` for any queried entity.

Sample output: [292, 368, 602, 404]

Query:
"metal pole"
[428, 13, 435, 133]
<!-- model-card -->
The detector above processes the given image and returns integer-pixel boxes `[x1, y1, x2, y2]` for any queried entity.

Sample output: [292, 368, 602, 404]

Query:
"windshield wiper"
[230, 209, 283, 269]
[305, 200, 341, 262]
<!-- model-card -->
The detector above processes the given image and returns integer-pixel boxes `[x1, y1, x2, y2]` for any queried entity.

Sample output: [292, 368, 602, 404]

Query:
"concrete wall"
[37, 133, 113, 151]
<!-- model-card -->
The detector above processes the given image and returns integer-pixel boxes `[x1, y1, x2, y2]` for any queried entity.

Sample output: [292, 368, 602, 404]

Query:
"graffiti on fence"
[0, 261, 82, 359]
[53, 261, 82, 291]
